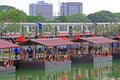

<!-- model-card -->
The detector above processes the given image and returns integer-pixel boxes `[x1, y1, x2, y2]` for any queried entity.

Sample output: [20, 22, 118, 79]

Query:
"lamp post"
[69, 26, 73, 39]
[0, 24, 3, 39]
[55, 26, 58, 38]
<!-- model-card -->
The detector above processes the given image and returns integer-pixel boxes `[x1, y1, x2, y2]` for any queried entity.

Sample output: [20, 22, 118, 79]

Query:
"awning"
[16, 36, 26, 42]
[0, 40, 20, 49]
[81, 37, 118, 44]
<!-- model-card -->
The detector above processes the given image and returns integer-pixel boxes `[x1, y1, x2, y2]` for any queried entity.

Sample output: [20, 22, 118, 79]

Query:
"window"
[59, 26, 67, 31]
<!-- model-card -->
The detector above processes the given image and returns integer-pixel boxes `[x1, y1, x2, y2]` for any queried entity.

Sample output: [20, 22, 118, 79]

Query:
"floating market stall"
[18, 38, 76, 69]
[71, 37, 118, 63]
[0, 39, 20, 74]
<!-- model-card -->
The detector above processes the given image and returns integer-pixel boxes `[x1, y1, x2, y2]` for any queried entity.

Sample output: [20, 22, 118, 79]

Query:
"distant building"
[60, 2, 83, 16]
[29, 1, 53, 20]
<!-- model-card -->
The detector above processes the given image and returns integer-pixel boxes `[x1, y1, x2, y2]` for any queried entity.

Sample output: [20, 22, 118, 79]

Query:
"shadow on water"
[1, 60, 120, 80]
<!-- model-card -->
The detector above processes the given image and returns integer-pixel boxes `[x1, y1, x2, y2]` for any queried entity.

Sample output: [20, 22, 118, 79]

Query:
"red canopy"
[40, 35, 46, 39]
[16, 36, 26, 42]
[91, 34, 96, 38]
[116, 34, 120, 37]
[73, 35, 81, 40]
[60, 36, 68, 40]
[0, 40, 20, 49]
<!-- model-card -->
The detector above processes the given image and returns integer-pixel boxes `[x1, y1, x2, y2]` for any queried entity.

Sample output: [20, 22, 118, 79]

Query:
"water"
[0, 59, 120, 80]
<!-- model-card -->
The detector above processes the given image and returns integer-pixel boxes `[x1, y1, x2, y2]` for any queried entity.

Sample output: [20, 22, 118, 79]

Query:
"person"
[0, 49, 3, 56]
[27, 46, 33, 58]
[14, 48, 19, 59]
[41, 46, 45, 53]
[88, 45, 93, 56]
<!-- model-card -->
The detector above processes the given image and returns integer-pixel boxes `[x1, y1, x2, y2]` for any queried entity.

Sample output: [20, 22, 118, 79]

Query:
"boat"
[71, 37, 118, 63]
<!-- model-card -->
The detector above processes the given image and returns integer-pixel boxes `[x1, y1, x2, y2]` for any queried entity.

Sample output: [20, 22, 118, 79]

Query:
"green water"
[0, 59, 120, 80]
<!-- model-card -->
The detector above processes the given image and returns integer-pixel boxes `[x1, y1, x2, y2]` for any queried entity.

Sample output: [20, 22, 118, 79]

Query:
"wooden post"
[56, 47, 58, 62]
[44, 47, 47, 62]
[9, 48, 12, 66]
[32, 43, 36, 61]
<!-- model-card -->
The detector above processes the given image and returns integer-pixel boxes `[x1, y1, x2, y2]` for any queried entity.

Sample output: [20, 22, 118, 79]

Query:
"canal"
[0, 59, 120, 80]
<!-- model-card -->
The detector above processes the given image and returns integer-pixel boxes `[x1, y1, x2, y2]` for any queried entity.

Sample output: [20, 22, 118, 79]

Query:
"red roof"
[16, 36, 26, 42]
[0, 40, 20, 49]
[81, 37, 118, 44]
[31, 38, 76, 47]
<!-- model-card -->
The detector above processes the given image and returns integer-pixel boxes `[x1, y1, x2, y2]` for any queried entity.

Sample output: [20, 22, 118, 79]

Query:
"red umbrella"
[60, 36, 68, 40]
[91, 34, 96, 38]
[73, 35, 81, 40]
[16, 36, 26, 42]
[40, 35, 46, 39]
[116, 34, 120, 37]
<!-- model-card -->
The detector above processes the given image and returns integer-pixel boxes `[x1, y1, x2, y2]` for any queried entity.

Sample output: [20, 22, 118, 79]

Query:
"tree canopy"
[87, 10, 114, 22]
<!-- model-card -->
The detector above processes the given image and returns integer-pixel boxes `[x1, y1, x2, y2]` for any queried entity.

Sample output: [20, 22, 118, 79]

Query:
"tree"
[66, 13, 91, 23]
[0, 9, 27, 22]
[87, 10, 115, 22]
[26, 14, 47, 22]
[0, 5, 15, 12]
[113, 13, 120, 22]
[54, 16, 68, 22]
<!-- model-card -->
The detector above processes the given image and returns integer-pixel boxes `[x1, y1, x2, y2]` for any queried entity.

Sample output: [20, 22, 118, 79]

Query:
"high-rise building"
[29, 1, 53, 20]
[60, 2, 83, 16]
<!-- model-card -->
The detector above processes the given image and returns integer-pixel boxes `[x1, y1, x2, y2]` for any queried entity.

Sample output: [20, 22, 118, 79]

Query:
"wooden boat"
[18, 38, 76, 69]
[71, 37, 118, 63]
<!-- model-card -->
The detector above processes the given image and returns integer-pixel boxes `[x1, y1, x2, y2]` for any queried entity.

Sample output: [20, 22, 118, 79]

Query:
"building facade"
[60, 2, 83, 16]
[29, 1, 53, 20]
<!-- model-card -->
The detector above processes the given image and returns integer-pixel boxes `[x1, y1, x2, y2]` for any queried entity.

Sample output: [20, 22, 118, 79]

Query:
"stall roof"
[81, 37, 118, 44]
[30, 38, 76, 47]
[0, 39, 20, 49]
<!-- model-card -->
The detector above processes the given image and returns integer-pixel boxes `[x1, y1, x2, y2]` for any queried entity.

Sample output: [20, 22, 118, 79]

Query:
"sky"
[1, 0, 120, 15]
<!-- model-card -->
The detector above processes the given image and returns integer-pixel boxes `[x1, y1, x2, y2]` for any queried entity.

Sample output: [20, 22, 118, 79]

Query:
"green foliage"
[66, 13, 91, 23]
[54, 16, 68, 22]
[26, 14, 47, 23]
[0, 5, 15, 12]
[0, 9, 27, 22]
[113, 13, 120, 22]
[87, 10, 115, 22]
[2, 23, 20, 34]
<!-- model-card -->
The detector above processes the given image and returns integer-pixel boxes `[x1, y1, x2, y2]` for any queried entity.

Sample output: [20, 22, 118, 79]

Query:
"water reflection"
[1, 60, 120, 80]
[0, 73, 15, 80]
